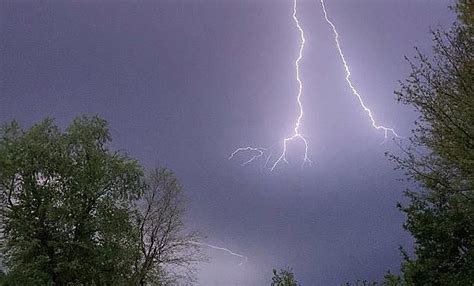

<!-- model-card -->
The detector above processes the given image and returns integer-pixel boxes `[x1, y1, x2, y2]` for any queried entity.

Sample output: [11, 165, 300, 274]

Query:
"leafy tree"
[343, 273, 403, 286]
[388, 0, 473, 284]
[0, 117, 145, 285]
[132, 167, 202, 285]
[271, 268, 300, 286]
[0, 116, 203, 285]
[342, 281, 379, 286]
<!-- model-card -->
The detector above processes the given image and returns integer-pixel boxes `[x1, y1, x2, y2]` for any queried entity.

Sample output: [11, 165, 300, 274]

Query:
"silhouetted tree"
[0, 117, 145, 285]
[132, 167, 202, 285]
[271, 268, 300, 286]
[389, 0, 473, 284]
[0, 117, 202, 285]
[343, 274, 403, 286]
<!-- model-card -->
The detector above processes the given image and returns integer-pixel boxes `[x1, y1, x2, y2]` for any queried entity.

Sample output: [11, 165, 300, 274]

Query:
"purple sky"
[0, 0, 454, 284]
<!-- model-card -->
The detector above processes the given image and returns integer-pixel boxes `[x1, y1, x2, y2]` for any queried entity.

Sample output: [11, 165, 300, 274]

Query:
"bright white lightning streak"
[229, 147, 266, 166]
[188, 241, 248, 266]
[270, 0, 311, 171]
[230, 0, 311, 170]
[320, 0, 399, 140]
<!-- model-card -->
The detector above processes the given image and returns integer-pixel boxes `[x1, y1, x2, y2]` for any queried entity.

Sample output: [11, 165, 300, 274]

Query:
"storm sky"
[0, 0, 454, 284]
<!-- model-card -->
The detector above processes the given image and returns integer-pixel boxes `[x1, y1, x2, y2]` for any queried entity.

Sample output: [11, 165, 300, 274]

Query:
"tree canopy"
[388, 1, 473, 284]
[0, 117, 201, 285]
[271, 268, 300, 286]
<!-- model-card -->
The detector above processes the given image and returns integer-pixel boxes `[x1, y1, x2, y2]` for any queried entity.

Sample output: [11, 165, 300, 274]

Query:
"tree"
[389, 0, 473, 284]
[132, 167, 202, 285]
[343, 274, 403, 286]
[0, 117, 145, 285]
[271, 268, 300, 286]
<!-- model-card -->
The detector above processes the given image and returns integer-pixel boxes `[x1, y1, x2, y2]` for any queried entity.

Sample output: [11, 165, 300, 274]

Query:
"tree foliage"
[0, 117, 144, 285]
[389, 1, 473, 284]
[271, 268, 300, 286]
[0, 117, 201, 285]
[343, 273, 403, 286]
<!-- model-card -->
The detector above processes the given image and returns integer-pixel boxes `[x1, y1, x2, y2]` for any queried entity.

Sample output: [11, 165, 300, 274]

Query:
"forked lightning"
[230, 0, 400, 169]
[230, 0, 311, 170]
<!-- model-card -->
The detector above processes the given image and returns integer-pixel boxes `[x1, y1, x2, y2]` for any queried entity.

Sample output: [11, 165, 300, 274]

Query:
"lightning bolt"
[188, 241, 248, 266]
[229, 147, 266, 166]
[319, 0, 399, 140]
[230, 0, 311, 170]
[270, 0, 311, 171]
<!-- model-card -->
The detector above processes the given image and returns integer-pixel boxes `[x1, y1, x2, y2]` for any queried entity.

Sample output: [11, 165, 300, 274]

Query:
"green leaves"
[0, 116, 201, 285]
[390, 1, 474, 284]
[271, 268, 300, 286]
[0, 116, 144, 284]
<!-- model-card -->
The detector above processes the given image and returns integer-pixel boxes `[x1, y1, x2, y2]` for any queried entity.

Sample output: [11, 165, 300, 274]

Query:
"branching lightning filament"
[188, 241, 248, 266]
[229, 147, 266, 166]
[270, 0, 312, 171]
[230, 0, 400, 169]
[230, 0, 312, 170]
[320, 0, 399, 140]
